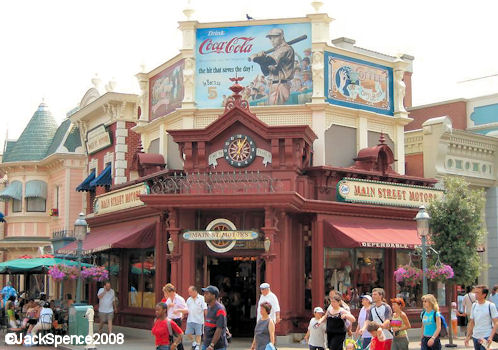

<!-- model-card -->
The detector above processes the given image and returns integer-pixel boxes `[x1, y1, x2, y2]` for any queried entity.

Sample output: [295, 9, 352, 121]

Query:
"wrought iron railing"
[147, 171, 282, 194]
[52, 229, 74, 239]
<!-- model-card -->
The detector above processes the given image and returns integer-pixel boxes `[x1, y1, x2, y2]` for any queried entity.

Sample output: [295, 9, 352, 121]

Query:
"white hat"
[361, 295, 373, 303]
[314, 307, 325, 314]
[260, 283, 270, 289]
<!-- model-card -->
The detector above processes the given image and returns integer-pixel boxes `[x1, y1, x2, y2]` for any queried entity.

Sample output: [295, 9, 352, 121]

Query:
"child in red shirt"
[152, 303, 184, 350]
[367, 322, 387, 350]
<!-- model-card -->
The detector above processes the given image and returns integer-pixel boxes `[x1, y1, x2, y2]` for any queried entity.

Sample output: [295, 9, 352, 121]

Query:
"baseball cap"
[266, 28, 283, 38]
[361, 295, 372, 303]
[260, 283, 270, 289]
[202, 285, 220, 297]
[313, 307, 325, 314]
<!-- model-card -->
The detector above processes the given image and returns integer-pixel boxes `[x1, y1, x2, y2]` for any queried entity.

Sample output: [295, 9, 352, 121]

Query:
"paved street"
[0, 336, 483, 350]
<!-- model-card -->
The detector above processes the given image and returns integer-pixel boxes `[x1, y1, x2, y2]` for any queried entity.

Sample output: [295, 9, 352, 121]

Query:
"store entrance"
[208, 257, 261, 337]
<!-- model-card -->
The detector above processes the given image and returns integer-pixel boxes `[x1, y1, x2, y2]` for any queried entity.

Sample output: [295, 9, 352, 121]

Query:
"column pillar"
[166, 208, 181, 287]
[312, 216, 325, 311]
[155, 213, 168, 302]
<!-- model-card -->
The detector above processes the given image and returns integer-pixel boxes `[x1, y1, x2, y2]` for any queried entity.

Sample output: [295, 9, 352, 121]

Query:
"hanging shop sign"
[183, 218, 259, 253]
[325, 51, 394, 116]
[93, 183, 150, 215]
[86, 124, 113, 155]
[337, 178, 443, 208]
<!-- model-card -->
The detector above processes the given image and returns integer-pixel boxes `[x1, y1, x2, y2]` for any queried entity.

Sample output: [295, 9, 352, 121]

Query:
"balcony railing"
[52, 229, 74, 239]
[147, 171, 282, 195]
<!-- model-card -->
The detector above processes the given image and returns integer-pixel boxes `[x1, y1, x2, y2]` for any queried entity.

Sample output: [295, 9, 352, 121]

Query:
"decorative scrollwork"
[147, 170, 283, 194]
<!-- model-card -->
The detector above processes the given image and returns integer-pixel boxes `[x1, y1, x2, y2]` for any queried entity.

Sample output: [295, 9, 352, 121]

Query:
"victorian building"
[0, 102, 86, 295]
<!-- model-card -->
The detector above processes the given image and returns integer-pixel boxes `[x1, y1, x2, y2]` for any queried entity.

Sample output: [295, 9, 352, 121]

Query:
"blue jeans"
[473, 337, 490, 350]
[201, 346, 226, 350]
[157, 346, 170, 350]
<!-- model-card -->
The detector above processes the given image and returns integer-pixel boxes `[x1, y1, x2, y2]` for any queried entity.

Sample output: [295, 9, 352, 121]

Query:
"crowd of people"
[0, 281, 71, 338]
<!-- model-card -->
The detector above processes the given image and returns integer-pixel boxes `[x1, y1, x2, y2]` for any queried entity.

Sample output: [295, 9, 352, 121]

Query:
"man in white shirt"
[257, 283, 280, 324]
[163, 283, 188, 350]
[186, 286, 207, 350]
[97, 281, 116, 334]
[465, 285, 498, 350]
[361, 288, 393, 348]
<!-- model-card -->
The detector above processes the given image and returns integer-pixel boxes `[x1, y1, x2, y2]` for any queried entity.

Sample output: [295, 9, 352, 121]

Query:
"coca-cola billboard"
[195, 22, 312, 108]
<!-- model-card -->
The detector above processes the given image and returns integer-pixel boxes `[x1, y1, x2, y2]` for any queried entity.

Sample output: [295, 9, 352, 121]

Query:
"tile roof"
[3, 103, 59, 162]
[46, 118, 71, 156]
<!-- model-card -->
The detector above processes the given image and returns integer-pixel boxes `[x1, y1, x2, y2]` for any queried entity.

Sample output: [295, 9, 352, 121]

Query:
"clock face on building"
[223, 134, 256, 168]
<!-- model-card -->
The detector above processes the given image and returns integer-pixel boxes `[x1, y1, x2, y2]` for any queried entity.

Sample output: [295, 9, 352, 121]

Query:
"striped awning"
[0, 181, 22, 201]
[25, 180, 47, 199]
[76, 169, 96, 192]
[90, 164, 112, 188]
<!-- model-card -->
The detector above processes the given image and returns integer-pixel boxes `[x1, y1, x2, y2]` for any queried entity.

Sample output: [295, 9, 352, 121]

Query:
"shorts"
[99, 312, 114, 322]
[186, 322, 203, 335]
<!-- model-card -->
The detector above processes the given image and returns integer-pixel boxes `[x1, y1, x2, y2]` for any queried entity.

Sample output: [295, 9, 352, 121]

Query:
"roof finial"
[183, 0, 195, 20]
[311, 1, 324, 13]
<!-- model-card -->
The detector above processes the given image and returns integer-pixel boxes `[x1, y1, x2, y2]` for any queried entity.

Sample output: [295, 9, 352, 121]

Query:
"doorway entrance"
[208, 257, 262, 337]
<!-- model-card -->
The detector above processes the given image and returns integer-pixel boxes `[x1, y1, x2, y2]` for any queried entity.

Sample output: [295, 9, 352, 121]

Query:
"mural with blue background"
[324, 52, 394, 116]
[195, 22, 312, 108]
[470, 103, 498, 135]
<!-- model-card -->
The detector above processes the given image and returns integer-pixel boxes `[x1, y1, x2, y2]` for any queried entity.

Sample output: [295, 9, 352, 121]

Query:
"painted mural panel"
[325, 52, 394, 116]
[195, 22, 312, 108]
[149, 59, 185, 120]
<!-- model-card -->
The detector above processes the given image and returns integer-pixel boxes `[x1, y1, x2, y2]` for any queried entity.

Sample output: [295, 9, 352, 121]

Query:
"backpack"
[421, 311, 448, 338]
[166, 318, 179, 343]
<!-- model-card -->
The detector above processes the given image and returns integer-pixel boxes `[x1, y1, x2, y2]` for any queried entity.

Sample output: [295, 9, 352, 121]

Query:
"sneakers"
[192, 341, 197, 350]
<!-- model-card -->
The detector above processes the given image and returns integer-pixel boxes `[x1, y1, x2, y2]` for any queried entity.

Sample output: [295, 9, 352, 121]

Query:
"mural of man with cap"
[253, 28, 295, 105]
[257, 283, 281, 324]
[202, 285, 228, 350]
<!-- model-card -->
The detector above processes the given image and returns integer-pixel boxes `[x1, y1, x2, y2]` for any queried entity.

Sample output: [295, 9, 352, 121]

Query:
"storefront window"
[127, 248, 155, 308]
[324, 247, 384, 309]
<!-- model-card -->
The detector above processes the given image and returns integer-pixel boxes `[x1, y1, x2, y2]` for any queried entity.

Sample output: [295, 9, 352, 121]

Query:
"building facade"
[406, 93, 498, 286]
[0, 102, 86, 295]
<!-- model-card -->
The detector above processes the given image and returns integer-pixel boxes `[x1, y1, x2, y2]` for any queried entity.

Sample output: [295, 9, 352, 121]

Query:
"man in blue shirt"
[490, 286, 498, 306]
[1, 282, 17, 307]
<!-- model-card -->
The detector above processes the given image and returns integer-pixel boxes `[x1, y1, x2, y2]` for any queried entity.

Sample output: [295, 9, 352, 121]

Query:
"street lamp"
[415, 205, 431, 295]
[74, 212, 88, 304]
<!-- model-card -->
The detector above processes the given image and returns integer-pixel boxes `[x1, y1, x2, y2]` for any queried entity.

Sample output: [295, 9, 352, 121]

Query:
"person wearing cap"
[252, 28, 295, 105]
[304, 307, 327, 350]
[355, 295, 373, 349]
[257, 283, 281, 324]
[202, 285, 228, 350]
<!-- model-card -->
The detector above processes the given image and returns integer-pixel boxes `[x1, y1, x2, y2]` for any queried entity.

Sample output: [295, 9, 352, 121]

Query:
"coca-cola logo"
[199, 37, 255, 55]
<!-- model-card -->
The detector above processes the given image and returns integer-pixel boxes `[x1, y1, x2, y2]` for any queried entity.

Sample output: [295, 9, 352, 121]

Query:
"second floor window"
[26, 197, 46, 212]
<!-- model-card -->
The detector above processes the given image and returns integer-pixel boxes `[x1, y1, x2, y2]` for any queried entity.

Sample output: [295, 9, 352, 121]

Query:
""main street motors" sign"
[94, 183, 150, 215]
[337, 178, 443, 208]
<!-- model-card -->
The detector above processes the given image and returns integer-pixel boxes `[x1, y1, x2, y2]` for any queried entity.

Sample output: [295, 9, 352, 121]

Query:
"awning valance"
[25, 180, 47, 199]
[90, 164, 112, 188]
[76, 169, 96, 192]
[324, 215, 420, 249]
[0, 181, 22, 201]
[57, 218, 156, 255]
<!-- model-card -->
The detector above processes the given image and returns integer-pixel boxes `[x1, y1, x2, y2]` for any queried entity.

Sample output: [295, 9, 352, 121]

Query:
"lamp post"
[415, 205, 431, 295]
[74, 212, 88, 304]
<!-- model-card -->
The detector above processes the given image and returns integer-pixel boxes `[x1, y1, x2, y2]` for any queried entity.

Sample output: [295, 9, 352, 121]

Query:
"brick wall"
[405, 153, 424, 177]
[407, 101, 467, 131]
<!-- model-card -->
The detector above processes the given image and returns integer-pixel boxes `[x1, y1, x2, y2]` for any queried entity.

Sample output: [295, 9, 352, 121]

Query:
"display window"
[127, 248, 156, 308]
[324, 247, 384, 309]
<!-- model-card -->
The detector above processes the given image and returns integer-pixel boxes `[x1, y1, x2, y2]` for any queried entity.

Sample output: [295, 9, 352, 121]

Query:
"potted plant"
[427, 264, 454, 282]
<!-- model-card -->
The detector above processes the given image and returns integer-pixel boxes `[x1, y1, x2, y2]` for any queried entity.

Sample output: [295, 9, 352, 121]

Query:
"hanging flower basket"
[48, 265, 80, 281]
[80, 266, 109, 282]
[394, 265, 422, 287]
[427, 264, 454, 282]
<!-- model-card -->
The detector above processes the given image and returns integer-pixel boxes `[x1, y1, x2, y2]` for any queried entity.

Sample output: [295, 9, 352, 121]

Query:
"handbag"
[265, 343, 276, 350]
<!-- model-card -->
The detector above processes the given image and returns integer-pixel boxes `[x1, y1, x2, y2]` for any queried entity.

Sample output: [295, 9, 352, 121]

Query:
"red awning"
[58, 218, 156, 255]
[324, 215, 420, 249]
